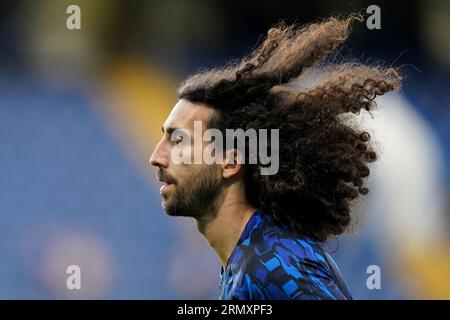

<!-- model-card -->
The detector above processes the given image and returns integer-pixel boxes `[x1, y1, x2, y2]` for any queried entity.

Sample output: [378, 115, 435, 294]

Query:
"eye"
[174, 136, 184, 144]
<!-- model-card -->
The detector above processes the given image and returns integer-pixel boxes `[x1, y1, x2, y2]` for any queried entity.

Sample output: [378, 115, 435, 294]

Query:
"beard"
[161, 165, 222, 227]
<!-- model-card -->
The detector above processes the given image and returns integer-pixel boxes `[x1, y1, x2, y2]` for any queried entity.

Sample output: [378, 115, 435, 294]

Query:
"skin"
[149, 99, 256, 267]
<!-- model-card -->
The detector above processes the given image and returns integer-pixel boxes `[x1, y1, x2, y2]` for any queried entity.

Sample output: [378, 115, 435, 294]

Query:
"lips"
[159, 182, 174, 194]
[157, 175, 175, 185]
[159, 179, 174, 194]
[157, 172, 176, 194]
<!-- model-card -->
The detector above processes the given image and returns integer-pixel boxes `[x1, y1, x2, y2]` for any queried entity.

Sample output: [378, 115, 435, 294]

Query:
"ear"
[222, 148, 244, 179]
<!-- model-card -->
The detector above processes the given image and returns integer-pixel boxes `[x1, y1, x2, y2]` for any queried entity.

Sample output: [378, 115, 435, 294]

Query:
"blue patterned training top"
[218, 209, 352, 300]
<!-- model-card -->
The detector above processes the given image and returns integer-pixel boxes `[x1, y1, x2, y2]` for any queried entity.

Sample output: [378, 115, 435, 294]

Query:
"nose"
[149, 140, 169, 168]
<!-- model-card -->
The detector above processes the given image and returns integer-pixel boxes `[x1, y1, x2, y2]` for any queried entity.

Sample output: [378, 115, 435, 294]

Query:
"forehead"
[164, 99, 214, 131]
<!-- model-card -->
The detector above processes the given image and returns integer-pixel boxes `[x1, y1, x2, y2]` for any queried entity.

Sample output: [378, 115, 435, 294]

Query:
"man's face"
[149, 99, 223, 221]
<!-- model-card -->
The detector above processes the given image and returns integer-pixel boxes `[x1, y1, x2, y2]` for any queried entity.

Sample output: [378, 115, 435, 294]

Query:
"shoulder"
[243, 212, 330, 273]
[238, 214, 347, 299]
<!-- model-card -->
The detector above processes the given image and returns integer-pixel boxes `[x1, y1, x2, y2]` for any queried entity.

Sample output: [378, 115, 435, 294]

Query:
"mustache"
[157, 169, 177, 184]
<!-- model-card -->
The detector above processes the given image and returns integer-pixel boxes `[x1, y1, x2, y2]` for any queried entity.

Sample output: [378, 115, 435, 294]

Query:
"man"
[149, 15, 401, 299]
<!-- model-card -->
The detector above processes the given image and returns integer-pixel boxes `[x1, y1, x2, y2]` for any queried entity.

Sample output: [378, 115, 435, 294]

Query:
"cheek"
[171, 159, 220, 186]
[170, 144, 196, 165]
[172, 163, 199, 185]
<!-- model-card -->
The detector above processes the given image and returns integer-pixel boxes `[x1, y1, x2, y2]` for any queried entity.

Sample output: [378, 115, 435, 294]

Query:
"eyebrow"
[162, 126, 183, 136]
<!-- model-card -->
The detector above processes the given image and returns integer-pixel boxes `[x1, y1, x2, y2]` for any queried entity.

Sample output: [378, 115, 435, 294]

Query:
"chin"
[162, 201, 177, 216]
[162, 200, 170, 212]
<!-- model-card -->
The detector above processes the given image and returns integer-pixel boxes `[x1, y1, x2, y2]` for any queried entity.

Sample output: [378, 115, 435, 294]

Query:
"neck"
[197, 193, 256, 267]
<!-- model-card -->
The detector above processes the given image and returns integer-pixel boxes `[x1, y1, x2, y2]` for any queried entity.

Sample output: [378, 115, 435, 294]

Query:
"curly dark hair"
[177, 14, 402, 242]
